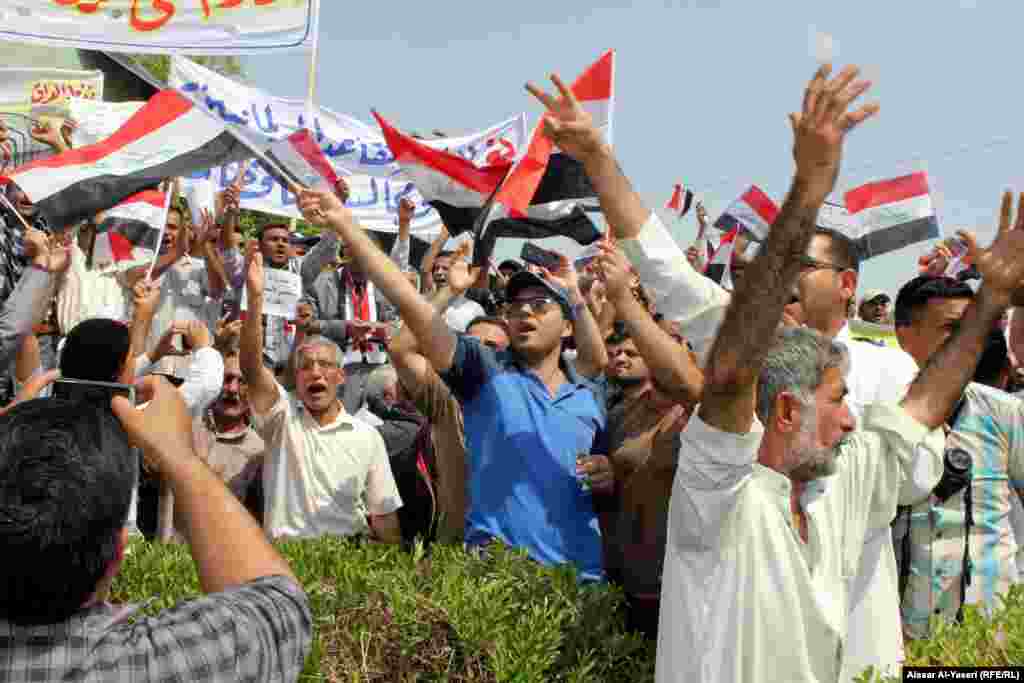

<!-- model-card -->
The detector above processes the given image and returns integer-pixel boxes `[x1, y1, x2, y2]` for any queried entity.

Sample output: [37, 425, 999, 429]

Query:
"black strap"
[956, 482, 974, 624]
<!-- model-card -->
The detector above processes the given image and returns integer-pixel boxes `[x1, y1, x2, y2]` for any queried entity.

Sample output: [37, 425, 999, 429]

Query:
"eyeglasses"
[298, 358, 340, 372]
[502, 296, 559, 318]
[795, 255, 846, 273]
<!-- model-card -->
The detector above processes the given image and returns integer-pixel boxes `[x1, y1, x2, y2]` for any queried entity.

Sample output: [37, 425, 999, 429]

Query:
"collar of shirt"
[294, 398, 360, 432]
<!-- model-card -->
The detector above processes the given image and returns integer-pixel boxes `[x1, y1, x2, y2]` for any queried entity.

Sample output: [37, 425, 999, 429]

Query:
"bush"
[111, 538, 1024, 681]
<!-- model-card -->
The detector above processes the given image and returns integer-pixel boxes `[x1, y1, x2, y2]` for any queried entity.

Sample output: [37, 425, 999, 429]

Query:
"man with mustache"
[240, 243, 403, 543]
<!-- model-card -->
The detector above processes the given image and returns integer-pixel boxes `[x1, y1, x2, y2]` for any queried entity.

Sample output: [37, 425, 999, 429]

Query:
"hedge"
[109, 538, 1024, 681]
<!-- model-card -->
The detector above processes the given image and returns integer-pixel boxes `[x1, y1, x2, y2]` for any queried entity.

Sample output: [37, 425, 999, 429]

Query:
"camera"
[932, 447, 972, 503]
[51, 379, 136, 406]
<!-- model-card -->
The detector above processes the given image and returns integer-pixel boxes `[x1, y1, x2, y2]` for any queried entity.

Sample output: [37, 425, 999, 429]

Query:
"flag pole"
[293, 16, 321, 233]
[0, 194, 35, 234]
[146, 185, 175, 280]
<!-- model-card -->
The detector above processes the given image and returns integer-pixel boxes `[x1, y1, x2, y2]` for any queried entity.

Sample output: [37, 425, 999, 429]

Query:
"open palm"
[965, 192, 1024, 303]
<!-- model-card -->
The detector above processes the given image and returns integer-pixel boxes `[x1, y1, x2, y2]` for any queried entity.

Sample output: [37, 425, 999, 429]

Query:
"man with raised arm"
[239, 243, 403, 543]
[294, 184, 610, 581]
[524, 63, 922, 678]
[531, 63, 1024, 680]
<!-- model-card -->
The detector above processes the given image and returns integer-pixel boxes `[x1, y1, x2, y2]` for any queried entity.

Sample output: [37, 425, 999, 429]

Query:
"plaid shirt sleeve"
[99, 575, 311, 682]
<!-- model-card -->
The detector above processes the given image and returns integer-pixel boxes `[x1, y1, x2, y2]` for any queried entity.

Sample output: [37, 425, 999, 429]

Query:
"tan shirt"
[253, 383, 403, 539]
[407, 368, 467, 543]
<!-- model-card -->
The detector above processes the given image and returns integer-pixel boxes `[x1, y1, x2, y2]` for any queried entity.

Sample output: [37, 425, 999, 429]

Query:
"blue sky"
[245, 0, 1016, 297]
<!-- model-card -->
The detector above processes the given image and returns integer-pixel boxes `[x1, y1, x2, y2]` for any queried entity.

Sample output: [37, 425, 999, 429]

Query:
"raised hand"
[111, 375, 195, 469]
[30, 117, 71, 152]
[245, 241, 265, 299]
[696, 202, 708, 229]
[333, 177, 351, 204]
[540, 252, 581, 301]
[596, 242, 635, 304]
[790, 64, 878, 204]
[446, 242, 479, 295]
[525, 74, 605, 162]
[132, 277, 159, 318]
[297, 186, 348, 227]
[398, 197, 415, 226]
[182, 319, 212, 351]
[215, 317, 243, 350]
[963, 193, 1024, 304]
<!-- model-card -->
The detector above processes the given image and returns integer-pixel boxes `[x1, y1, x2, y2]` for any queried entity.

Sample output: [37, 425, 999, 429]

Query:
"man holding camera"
[0, 377, 311, 680]
[893, 267, 1024, 638]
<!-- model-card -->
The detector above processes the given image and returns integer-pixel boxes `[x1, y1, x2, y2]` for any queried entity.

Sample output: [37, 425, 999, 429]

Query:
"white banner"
[0, 67, 103, 115]
[169, 56, 530, 236]
[0, 0, 319, 55]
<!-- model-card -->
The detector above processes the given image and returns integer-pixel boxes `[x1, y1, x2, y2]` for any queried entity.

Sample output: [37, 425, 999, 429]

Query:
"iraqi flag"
[92, 188, 169, 269]
[713, 186, 779, 241]
[494, 50, 614, 217]
[1, 89, 250, 230]
[374, 111, 602, 248]
[244, 128, 341, 191]
[666, 183, 695, 217]
[844, 172, 939, 259]
[705, 226, 738, 291]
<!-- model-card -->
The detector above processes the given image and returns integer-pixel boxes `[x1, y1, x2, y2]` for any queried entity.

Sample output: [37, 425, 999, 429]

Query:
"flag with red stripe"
[713, 186, 779, 241]
[665, 183, 695, 216]
[92, 188, 169, 269]
[495, 50, 614, 217]
[705, 226, 739, 291]
[262, 129, 341, 190]
[1, 89, 250, 230]
[375, 111, 602, 248]
[844, 172, 939, 259]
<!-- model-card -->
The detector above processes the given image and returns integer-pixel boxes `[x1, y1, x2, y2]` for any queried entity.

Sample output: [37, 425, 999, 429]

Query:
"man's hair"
[466, 316, 510, 336]
[365, 365, 398, 403]
[60, 318, 131, 382]
[257, 222, 291, 242]
[756, 327, 849, 424]
[974, 329, 1010, 388]
[0, 399, 137, 625]
[605, 327, 632, 347]
[292, 334, 344, 370]
[815, 227, 861, 273]
[894, 275, 975, 328]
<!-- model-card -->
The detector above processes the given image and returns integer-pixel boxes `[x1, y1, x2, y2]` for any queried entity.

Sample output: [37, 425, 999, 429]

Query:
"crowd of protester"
[1, 61, 1024, 682]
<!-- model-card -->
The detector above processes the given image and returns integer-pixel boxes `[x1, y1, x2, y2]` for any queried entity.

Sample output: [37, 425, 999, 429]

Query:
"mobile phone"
[51, 378, 136, 405]
[521, 242, 561, 271]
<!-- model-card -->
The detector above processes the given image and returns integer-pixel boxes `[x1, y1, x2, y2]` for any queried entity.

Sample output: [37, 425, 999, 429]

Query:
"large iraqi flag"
[1, 89, 250, 229]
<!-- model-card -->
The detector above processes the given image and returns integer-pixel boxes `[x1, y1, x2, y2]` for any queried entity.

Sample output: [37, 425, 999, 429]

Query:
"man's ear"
[839, 270, 859, 308]
[773, 391, 804, 434]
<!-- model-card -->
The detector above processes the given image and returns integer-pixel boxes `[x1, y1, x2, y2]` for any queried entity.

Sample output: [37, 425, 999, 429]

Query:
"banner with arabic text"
[0, 0, 318, 54]
[0, 67, 103, 115]
[168, 56, 529, 235]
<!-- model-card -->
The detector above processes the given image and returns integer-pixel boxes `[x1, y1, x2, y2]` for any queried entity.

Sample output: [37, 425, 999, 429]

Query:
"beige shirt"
[252, 383, 402, 539]
[406, 368, 467, 543]
[656, 404, 944, 683]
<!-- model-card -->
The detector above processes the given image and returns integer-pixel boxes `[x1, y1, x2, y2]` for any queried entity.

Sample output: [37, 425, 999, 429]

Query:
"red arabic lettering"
[52, 0, 108, 13]
[130, 0, 175, 32]
[200, 0, 277, 19]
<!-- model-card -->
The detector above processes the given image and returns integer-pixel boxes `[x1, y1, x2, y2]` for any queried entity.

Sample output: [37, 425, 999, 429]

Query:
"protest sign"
[169, 56, 528, 236]
[239, 268, 302, 319]
[0, 0, 319, 54]
[0, 68, 103, 116]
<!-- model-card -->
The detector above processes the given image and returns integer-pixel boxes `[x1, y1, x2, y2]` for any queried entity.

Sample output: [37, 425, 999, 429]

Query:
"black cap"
[505, 270, 574, 320]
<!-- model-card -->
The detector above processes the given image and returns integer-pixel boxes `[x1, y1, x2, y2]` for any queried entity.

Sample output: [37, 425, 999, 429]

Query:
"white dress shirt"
[621, 212, 924, 681]
[656, 405, 943, 682]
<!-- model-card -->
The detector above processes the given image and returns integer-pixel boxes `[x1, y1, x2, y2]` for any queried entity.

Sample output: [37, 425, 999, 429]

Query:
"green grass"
[110, 538, 1024, 681]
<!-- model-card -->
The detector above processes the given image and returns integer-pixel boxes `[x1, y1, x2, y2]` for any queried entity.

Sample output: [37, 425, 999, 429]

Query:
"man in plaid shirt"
[0, 375, 312, 681]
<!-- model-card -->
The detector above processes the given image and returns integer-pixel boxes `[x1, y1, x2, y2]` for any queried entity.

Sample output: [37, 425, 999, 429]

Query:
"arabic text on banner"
[0, 0, 319, 55]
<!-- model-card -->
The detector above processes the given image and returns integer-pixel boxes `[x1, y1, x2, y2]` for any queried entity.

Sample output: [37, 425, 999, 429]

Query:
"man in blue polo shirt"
[295, 187, 610, 580]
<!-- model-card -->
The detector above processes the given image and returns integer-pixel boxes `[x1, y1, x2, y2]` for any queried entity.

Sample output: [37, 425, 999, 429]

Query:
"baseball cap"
[504, 270, 575, 321]
[497, 259, 523, 273]
[860, 289, 890, 305]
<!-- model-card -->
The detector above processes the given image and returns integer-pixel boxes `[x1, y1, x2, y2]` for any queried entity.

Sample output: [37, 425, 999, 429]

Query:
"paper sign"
[240, 268, 302, 319]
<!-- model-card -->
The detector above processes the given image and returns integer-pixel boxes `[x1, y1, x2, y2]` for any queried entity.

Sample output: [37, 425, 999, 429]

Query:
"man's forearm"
[615, 293, 704, 404]
[323, 210, 456, 370]
[902, 287, 1009, 429]
[390, 286, 456, 357]
[240, 294, 266, 379]
[699, 179, 822, 432]
[163, 451, 297, 592]
[578, 144, 652, 241]
[569, 294, 609, 378]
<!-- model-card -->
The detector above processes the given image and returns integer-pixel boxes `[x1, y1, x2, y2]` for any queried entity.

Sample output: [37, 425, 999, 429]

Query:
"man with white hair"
[239, 244, 403, 542]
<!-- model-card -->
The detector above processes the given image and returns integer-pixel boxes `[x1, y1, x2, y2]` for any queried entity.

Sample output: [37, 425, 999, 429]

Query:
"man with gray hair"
[240, 244, 403, 542]
[567, 61, 1024, 680]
